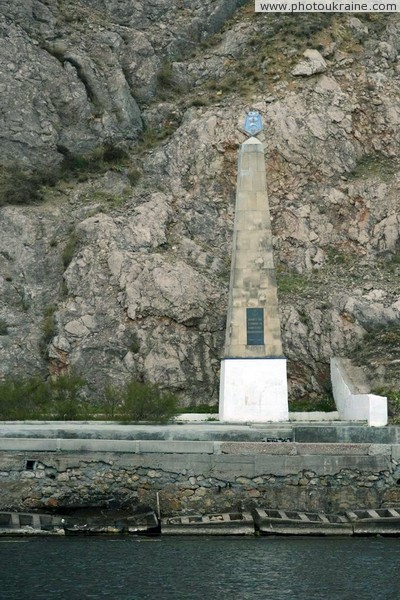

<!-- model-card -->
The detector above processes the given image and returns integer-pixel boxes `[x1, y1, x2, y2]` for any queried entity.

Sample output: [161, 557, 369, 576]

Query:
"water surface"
[1, 536, 399, 600]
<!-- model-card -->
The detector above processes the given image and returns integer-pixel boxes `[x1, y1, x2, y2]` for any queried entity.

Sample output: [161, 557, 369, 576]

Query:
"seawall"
[1, 423, 400, 515]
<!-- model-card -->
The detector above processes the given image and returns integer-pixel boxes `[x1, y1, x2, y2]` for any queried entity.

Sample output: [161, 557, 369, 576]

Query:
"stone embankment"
[1, 422, 400, 515]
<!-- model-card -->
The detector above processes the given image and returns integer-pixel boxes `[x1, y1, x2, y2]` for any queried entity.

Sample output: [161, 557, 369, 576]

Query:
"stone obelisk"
[219, 111, 289, 422]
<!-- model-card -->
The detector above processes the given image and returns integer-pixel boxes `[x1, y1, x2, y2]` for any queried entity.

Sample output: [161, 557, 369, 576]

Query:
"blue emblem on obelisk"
[243, 110, 263, 136]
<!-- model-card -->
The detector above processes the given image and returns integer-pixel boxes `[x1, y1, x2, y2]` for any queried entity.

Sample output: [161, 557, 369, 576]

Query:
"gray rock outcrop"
[1, 7, 400, 405]
[292, 49, 327, 77]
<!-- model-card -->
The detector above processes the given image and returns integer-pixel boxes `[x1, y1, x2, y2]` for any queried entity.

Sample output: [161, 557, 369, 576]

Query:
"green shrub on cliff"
[47, 373, 87, 420]
[0, 374, 178, 422]
[99, 385, 122, 420]
[0, 377, 51, 419]
[0, 373, 87, 420]
[0, 319, 9, 335]
[290, 395, 336, 412]
[98, 379, 179, 422]
[373, 388, 400, 424]
[119, 380, 178, 423]
[0, 165, 56, 206]
[0, 142, 133, 207]
[59, 143, 130, 181]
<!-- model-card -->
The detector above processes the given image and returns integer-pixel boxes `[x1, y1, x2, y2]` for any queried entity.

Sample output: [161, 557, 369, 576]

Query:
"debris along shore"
[2, 507, 400, 537]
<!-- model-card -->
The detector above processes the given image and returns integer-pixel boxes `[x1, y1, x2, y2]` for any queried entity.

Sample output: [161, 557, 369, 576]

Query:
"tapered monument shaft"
[219, 134, 288, 422]
[224, 136, 283, 358]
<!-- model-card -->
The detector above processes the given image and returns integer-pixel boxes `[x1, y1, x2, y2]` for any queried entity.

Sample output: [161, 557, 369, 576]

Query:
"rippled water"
[1, 536, 400, 600]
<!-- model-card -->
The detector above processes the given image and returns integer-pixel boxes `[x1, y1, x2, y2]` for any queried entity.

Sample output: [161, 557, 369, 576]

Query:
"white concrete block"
[365, 394, 388, 427]
[219, 358, 289, 422]
[330, 358, 388, 427]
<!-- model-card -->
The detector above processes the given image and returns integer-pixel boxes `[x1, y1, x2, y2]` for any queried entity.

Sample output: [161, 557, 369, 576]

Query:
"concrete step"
[0, 421, 399, 444]
[293, 425, 400, 444]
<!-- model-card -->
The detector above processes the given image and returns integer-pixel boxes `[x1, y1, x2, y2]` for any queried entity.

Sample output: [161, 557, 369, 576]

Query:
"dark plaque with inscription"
[246, 308, 264, 346]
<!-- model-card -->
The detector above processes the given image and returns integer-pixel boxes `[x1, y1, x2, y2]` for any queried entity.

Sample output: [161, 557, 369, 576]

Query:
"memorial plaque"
[246, 308, 264, 346]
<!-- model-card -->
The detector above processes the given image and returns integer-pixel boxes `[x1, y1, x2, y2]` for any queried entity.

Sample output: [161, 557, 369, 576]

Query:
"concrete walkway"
[0, 421, 292, 442]
[0, 421, 399, 444]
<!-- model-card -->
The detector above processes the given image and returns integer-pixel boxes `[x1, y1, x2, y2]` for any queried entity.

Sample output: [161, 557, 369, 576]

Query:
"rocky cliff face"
[0, 3, 399, 405]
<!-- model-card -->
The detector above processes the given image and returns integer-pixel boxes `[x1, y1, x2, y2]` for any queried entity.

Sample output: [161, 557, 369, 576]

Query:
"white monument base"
[219, 358, 289, 422]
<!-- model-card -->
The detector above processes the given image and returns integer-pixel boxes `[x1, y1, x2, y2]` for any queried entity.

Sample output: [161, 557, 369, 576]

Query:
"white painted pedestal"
[219, 358, 289, 422]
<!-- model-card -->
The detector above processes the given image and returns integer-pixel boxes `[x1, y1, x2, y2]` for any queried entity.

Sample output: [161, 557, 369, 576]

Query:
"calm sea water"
[0, 536, 399, 600]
